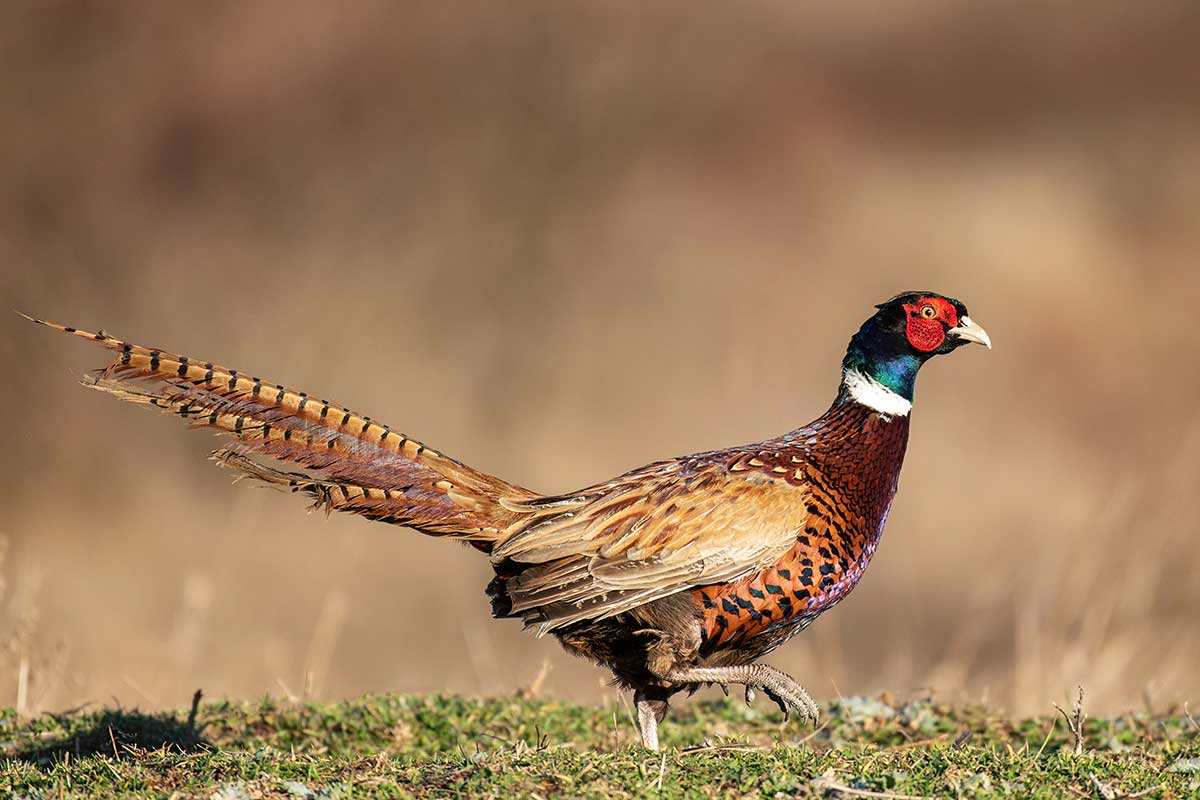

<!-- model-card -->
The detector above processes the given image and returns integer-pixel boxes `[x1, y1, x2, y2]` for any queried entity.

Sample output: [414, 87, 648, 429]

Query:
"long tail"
[23, 314, 539, 547]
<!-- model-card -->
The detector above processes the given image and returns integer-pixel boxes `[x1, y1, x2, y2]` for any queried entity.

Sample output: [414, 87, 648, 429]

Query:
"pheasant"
[24, 291, 989, 750]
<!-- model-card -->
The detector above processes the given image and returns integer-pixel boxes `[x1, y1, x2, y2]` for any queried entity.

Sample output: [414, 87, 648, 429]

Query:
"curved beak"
[949, 316, 992, 349]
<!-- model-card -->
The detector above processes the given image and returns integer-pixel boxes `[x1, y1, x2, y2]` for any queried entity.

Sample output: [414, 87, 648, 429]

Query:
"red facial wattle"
[903, 298, 959, 353]
[905, 317, 944, 351]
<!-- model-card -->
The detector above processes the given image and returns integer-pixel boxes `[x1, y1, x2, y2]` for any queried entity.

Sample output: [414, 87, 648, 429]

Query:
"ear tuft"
[876, 290, 937, 311]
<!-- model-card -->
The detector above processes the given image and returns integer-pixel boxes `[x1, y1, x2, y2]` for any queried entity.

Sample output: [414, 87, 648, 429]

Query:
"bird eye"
[920, 304, 937, 319]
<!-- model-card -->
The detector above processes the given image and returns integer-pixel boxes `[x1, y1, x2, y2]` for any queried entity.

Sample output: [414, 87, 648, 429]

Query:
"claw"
[744, 685, 756, 706]
[720, 684, 729, 697]
[765, 690, 789, 719]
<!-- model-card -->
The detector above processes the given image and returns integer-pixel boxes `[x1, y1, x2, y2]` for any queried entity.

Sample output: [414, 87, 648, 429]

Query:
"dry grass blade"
[883, 733, 953, 753]
[681, 741, 768, 754]
[799, 716, 832, 744]
[1184, 703, 1199, 734]
[107, 724, 121, 761]
[651, 751, 667, 790]
[1034, 716, 1058, 759]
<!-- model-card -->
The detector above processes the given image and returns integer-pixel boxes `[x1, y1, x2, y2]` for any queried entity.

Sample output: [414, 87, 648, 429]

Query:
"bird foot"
[663, 664, 820, 726]
[740, 671, 820, 724]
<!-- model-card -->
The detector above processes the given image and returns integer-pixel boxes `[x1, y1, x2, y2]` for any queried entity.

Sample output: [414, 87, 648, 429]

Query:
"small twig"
[812, 773, 931, 800]
[1052, 686, 1086, 756]
[1089, 774, 1161, 800]
[1090, 774, 1117, 800]
[186, 689, 203, 731]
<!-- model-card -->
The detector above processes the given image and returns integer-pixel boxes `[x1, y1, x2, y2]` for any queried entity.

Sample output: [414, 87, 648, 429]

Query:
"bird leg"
[661, 664, 820, 724]
[634, 687, 671, 751]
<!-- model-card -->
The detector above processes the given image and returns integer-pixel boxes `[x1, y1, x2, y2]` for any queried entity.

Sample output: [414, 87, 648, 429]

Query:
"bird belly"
[695, 534, 879, 656]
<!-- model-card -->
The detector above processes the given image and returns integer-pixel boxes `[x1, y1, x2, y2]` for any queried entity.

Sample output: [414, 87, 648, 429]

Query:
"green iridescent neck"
[842, 350, 922, 401]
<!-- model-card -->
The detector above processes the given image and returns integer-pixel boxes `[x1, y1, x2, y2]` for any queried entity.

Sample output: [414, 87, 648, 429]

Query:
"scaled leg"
[634, 688, 670, 751]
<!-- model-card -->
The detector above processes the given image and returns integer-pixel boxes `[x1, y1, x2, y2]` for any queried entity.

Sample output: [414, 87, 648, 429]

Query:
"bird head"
[841, 291, 990, 412]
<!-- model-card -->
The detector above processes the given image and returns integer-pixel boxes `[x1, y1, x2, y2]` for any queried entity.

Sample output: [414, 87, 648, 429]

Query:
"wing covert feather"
[493, 460, 810, 631]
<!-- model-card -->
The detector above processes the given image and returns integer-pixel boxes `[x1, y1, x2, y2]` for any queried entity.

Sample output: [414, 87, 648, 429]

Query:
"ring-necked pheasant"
[23, 291, 989, 749]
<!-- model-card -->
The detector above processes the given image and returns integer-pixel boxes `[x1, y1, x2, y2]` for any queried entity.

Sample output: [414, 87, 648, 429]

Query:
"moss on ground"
[3, 692, 1198, 798]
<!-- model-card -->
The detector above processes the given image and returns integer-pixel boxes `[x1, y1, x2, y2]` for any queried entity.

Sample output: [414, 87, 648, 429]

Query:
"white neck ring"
[842, 369, 912, 417]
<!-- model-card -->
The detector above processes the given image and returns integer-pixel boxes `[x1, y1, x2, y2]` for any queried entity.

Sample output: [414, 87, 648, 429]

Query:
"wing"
[491, 456, 810, 633]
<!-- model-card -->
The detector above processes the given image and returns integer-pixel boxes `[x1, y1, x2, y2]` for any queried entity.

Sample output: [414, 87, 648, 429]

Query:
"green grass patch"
[3, 692, 1198, 798]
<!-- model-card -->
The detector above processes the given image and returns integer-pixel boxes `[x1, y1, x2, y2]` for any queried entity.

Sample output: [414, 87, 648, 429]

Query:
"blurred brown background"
[2, 1, 1198, 718]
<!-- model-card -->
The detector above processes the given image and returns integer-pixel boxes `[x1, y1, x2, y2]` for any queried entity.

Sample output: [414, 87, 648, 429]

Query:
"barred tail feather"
[24, 314, 539, 543]
[213, 449, 503, 540]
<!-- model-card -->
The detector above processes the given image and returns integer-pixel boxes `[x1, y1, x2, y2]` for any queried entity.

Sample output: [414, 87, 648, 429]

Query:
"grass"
[2, 691, 1199, 798]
